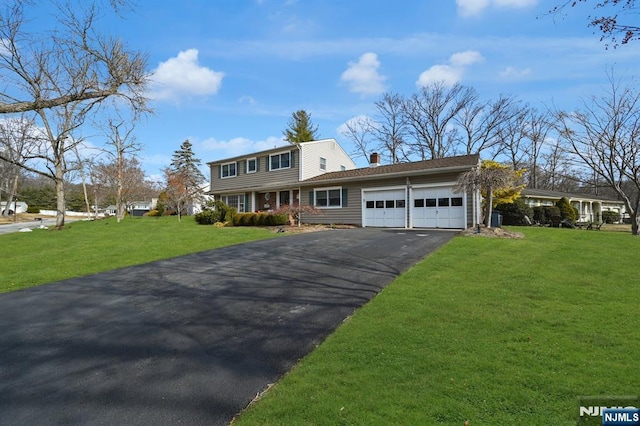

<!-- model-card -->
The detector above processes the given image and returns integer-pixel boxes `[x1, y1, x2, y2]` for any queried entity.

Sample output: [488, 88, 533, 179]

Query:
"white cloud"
[336, 114, 375, 136]
[456, 0, 490, 18]
[499, 66, 532, 79]
[416, 50, 483, 87]
[200, 136, 287, 158]
[449, 50, 484, 67]
[417, 65, 463, 87]
[340, 52, 387, 96]
[493, 0, 537, 7]
[457, 0, 537, 17]
[238, 95, 257, 106]
[149, 49, 224, 101]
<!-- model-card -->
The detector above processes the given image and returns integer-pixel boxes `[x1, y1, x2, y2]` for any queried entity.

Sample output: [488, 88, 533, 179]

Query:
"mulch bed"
[460, 226, 524, 239]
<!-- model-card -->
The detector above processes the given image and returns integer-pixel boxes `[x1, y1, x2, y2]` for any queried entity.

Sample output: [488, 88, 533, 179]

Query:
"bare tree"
[456, 94, 523, 157]
[0, 116, 38, 218]
[339, 115, 376, 162]
[404, 82, 475, 160]
[549, 1, 640, 48]
[0, 1, 150, 228]
[522, 109, 555, 188]
[556, 73, 640, 235]
[99, 117, 141, 222]
[372, 93, 409, 163]
[93, 156, 148, 217]
[497, 105, 530, 169]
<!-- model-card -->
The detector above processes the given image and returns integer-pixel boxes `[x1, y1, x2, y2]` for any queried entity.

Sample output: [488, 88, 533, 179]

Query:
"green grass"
[0, 216, 278, 293]
[234, 227, 640, 425]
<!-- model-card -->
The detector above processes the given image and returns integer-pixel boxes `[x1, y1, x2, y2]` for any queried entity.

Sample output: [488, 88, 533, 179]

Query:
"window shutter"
[342, 188, 348, 207]
[244, 194, 249, 212]
[218, 165, 221, 179]
[256, 158, 260, 172]
[236, 161, 240, 175]
[290, 151, 295, 167]
[309, 191, 314, 206]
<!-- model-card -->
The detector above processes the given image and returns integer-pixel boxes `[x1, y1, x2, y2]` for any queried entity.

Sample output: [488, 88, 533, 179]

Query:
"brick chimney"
[369, 152, 381, 168]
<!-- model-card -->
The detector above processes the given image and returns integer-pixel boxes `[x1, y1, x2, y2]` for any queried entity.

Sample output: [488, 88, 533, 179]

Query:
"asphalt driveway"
[0, 228, 455, 425]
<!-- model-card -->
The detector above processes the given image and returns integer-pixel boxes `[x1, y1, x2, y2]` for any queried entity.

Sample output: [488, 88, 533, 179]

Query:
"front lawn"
[0, 216, 278, 293]
[234, 227, 640, 425]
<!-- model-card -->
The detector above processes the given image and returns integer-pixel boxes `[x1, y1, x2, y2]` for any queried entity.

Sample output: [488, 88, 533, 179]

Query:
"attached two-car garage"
[362, 185, 466, 229]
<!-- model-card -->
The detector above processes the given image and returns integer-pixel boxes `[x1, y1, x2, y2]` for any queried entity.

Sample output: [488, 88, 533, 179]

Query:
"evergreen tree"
[166, 140, 205, 218]
[283, 110, 319, 143]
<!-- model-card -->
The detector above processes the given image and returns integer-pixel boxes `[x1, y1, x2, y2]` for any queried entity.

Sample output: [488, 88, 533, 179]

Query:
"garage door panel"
[412, 187, 465, 229]
[363, 189, 406, 228]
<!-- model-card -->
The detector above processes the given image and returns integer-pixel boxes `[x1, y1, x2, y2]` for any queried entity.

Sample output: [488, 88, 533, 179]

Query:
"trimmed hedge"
[602, 210, 621, 224]
[232, 212, 288, 226]
[495, 199, 533, 226]
[194, 209, 222, 225]
[533, 205, 562, 226]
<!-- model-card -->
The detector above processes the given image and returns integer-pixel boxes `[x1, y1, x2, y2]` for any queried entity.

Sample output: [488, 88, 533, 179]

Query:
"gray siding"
[210, 149, 300, 193]
[300, 171, 475, 228]
[299, 184, 362, 225]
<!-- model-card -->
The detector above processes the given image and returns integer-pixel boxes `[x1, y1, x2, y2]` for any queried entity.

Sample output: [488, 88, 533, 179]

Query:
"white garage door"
[411, 186, 465, 229]
[363, 188, 406, 228]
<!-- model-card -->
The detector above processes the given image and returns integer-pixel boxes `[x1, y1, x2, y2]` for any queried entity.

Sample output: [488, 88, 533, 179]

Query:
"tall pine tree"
[283, 110, 319, 143]
[165, 139, 205, 218]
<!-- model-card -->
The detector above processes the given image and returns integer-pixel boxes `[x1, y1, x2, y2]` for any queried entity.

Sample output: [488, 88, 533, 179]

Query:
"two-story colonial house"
[208, 138, 482, 229]
[207, 138, 357, 213]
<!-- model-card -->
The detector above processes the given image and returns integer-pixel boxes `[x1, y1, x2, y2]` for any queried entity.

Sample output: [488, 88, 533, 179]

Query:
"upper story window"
[270, 151, 291, 171]
[246, 158, 257, 173]
[320, 157, 327, 171]
[221, 162, 237, 178]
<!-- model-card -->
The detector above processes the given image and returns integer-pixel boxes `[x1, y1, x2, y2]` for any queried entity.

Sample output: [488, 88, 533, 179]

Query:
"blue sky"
[96, 0, 640, 179]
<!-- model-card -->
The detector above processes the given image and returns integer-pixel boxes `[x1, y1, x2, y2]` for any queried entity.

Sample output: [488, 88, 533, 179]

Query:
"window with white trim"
[221, 194, 246, 212]
[221, 162, 237, 178]
[314, 187, 342, 208]
[270, 152, 290, 171]
[246, 158, 257, 173]
[320, 157, 327, 171]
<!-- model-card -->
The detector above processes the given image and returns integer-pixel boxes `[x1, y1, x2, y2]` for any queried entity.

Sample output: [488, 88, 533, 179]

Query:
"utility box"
[491, 211, 503, 228]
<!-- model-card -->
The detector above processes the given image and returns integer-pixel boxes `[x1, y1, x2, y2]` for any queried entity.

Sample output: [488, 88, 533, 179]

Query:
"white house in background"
[104, 199, 158, 217]
[520, 188, 627, 223]
[1, 201, 28, 214]
[192, 183, 214, 215]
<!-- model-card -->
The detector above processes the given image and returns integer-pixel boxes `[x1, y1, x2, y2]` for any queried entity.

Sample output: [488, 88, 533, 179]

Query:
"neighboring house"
[0, 201, 28, 214]
[105, 199, 158, 217]
[192, 183, 214, 215]
[208, 138, 481, 229]
[520, 188, 627, 223]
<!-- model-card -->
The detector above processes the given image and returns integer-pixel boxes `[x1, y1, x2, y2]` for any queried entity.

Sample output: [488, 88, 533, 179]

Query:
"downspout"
[298, 185, 302, 227]
[406, 177, 411, 229]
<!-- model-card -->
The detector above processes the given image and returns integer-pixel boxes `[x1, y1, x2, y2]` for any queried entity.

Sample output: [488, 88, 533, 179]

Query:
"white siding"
[299, 139, 357, 181]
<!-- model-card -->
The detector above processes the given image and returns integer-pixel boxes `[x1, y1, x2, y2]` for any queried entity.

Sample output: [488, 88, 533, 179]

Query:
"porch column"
[251, 192, 256, 212]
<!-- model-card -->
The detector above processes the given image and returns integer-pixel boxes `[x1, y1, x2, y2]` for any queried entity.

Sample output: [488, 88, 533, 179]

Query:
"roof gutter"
[301, 164, 477, 186]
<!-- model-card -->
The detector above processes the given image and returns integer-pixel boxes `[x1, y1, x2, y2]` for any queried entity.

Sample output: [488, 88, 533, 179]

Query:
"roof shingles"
[303, 154, 480, 183]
